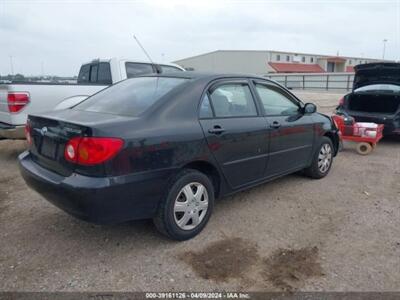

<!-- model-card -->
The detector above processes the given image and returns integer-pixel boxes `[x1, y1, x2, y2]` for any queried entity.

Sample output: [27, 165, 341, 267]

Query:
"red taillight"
[8, 92, 30, 113]
[338, 96, 345, 106]
[25, 121, 32, 146]
[64, 137, 123, 165]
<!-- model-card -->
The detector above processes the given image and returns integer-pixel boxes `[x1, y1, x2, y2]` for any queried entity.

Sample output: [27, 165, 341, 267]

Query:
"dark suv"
[20, 73, 339, 240]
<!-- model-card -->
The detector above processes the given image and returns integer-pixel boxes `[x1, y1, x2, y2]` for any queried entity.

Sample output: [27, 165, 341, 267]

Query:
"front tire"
[304, 137, 334, 179]
[153, 169, 214, 241]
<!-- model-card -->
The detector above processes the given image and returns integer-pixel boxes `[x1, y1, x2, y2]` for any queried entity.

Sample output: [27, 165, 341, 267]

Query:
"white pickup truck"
[0, 58, 184, 139]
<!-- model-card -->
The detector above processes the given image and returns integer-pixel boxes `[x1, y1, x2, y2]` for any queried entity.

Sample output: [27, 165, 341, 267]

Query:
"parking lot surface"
[0, 91, 399, 291]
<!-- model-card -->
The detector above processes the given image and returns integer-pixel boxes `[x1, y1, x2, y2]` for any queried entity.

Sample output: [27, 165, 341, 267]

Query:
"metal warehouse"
[174, 50, 388, 75]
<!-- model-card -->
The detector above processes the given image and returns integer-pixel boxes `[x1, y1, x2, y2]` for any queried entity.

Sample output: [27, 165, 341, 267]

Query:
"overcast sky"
[1, 0, 399, 76]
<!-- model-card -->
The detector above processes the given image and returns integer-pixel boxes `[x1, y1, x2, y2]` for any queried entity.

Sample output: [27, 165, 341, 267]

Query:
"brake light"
[338, 96, 345, 106]
[8, 92, 30, 113]
[64, 137, 123, 165]
[25, 121, 32, 146]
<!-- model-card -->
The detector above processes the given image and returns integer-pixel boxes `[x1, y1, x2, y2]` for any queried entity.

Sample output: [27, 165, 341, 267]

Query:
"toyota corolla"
[19, 73, 339, 240]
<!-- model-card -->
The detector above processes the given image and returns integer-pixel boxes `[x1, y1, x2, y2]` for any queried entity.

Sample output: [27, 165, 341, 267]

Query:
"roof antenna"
[133, 35, 159, 73]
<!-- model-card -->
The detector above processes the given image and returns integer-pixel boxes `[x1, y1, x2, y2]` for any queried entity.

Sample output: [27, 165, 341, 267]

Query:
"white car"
[0, 58, 184, 139]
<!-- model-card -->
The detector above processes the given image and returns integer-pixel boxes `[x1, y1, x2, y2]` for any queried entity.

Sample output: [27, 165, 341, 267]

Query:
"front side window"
[255, 84, 299, 116]
[74, 77, 188, 117]
[286, 55, 290, 62]
[302, 56, 306, 63]
[209, 83, 257, 117]
[125, 63, 155, 78]
[276, 54, 280, 61]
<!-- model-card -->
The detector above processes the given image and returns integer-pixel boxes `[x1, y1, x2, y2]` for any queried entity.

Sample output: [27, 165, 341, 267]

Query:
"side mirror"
[304, 103, 317, 114]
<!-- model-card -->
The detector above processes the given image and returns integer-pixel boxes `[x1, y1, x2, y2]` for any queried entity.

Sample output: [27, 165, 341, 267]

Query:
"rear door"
[252, 81, 314, 177]
[199, 80, 269, 188]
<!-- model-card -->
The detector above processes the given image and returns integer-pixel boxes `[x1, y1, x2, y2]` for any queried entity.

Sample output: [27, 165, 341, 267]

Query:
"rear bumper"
[0, 122, 25, 139]
[19, 151, 176, 224]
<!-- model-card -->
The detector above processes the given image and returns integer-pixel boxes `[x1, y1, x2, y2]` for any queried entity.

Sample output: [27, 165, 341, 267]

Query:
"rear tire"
[153, 169, 214, 241]
[304, 137, 334, 179]
[356, 142, 373, 155]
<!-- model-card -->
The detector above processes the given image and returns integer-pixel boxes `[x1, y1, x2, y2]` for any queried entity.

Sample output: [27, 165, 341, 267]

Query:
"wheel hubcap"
[318, 143, 332, 173]
[174, 182, 209, 230]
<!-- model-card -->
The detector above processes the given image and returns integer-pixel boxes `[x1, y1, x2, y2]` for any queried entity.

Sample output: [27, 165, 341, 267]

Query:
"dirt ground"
[0, 90, 399, 292]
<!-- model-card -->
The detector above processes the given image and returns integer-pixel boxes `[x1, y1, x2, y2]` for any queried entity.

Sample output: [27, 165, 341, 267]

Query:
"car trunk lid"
[28, 109, 133, 177]
[353, 63, 400, 90]
[28, 115, 90, 177]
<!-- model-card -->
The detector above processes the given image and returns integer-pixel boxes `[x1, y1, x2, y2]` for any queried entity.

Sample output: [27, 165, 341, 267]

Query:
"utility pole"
[382, 39, 388, 59]
[9, 56, 14, 75]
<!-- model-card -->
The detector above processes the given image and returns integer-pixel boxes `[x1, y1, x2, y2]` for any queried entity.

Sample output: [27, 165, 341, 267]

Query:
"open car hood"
[353, 63, 400, 90]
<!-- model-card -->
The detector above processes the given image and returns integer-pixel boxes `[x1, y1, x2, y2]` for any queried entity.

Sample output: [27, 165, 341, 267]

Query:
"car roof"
[143, 71, 272, 81]
[82, 58, 185, 70]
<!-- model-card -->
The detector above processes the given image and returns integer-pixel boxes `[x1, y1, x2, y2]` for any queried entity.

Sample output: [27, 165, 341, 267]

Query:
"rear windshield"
[355, 84, 400, 93]
[74, 77, 188, 116]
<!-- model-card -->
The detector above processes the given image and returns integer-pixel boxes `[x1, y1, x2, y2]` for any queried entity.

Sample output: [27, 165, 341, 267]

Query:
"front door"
[199, 80, 269, 188]
[252, 81, 315, 177]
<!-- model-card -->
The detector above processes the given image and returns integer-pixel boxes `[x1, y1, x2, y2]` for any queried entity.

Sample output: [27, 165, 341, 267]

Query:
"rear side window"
[126, 63, 155, 78]
[74, 77, 188, 117]
[78, 63, 112, 84]
[209, 83, 257, 117]
[77, 64, 90, 83]
[97, 63, 112, 84]
[199, 94, 213, 118]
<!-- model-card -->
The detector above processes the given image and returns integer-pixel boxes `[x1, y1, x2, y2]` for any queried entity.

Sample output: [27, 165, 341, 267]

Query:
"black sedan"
[336, 63, 400, 135]
[19, 73, 339, 240]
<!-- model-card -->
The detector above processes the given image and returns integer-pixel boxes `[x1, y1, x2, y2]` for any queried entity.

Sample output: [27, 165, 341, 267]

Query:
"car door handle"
[270, 121, 281, 129]
[208, 125, 225, 134]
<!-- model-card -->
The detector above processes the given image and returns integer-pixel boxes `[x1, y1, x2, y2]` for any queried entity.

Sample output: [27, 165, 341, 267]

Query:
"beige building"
[174, 50, 388, 74]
